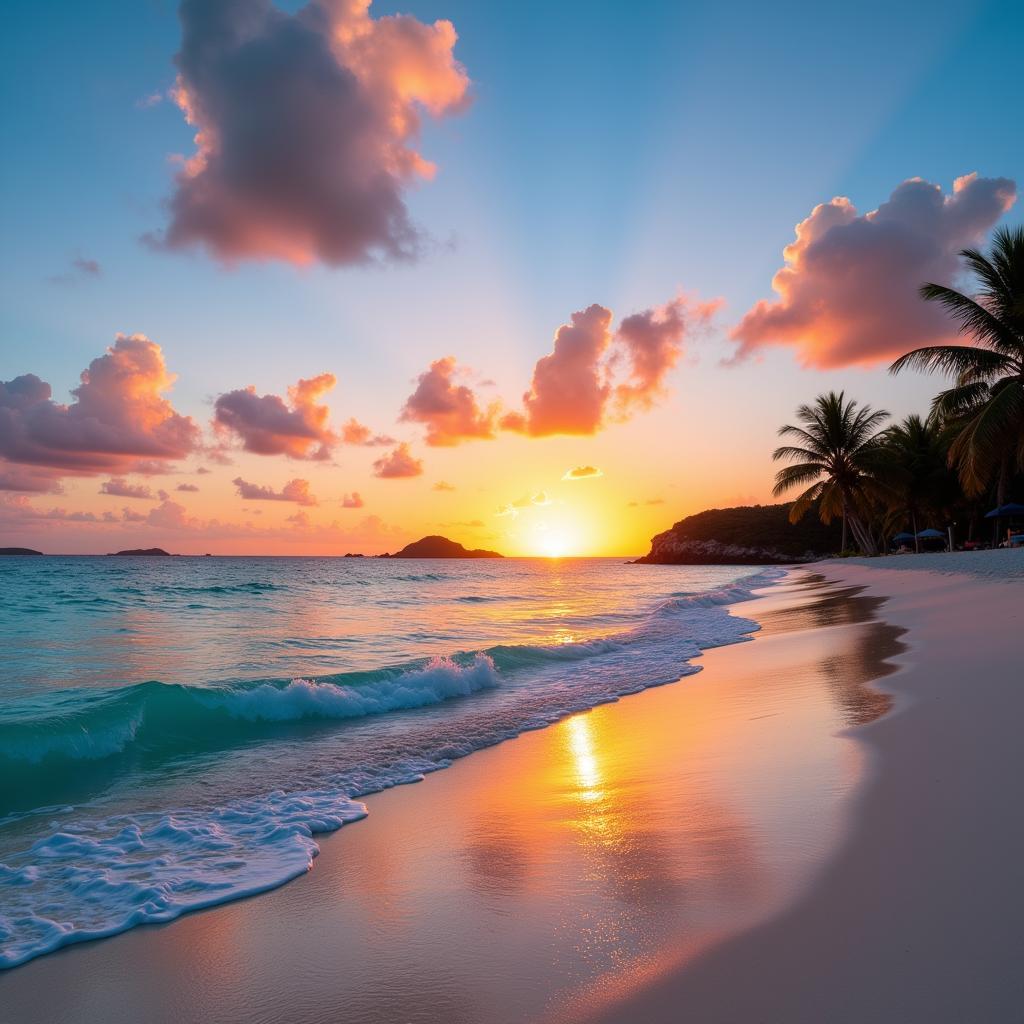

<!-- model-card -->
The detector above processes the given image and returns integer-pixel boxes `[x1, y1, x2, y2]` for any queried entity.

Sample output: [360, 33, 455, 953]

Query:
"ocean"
[0, 555, 779, 969]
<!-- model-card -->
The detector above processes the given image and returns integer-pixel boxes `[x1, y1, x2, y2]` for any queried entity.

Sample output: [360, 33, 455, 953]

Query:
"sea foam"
[0, 567, 784, 969]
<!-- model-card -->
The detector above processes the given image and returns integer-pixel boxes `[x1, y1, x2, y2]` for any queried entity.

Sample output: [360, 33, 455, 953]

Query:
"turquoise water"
[0, 555, 778, 968]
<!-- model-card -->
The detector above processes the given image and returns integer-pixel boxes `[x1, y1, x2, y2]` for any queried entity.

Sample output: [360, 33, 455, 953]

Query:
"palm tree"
[890, 226, 1024, 507]
[875, 414, 956, 551]
[772, 391, 890, 554]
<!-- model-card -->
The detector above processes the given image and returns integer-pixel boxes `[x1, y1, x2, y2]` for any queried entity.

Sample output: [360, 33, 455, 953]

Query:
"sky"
[0, 0, 1021, 556]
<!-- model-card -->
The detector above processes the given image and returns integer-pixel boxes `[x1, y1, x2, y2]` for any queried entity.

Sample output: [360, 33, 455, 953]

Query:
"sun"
[537, 529, 573, 558]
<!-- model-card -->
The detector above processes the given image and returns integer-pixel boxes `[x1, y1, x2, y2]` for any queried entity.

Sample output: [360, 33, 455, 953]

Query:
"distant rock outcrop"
[634, 503, 842, 565]
[0, 547, 43, 556]
[381, 535, 503, 559]
[108, 548, 173, 557]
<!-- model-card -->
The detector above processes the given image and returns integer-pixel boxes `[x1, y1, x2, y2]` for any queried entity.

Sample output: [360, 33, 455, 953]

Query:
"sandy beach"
[594, 550, 1024, 1023]
[5, 555, 1016, 1022]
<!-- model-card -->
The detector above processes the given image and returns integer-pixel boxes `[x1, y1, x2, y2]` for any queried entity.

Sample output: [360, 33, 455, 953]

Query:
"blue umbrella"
[916, 529, 945, 539]
[984, 502, 1024, 518]
[892, 532, 915, 542]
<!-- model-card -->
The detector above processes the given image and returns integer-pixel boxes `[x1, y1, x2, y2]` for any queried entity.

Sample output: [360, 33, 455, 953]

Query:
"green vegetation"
[635, 503, 842, 564]
[773, 227, 1024, 554]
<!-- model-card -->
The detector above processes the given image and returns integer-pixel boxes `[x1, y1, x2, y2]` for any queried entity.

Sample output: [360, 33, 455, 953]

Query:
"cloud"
[562, 465, 603, 481]
[627, 497, 665, 507]
[510, 491, 550, 509]
[372, 442, 423, 478]
[232, 476, 318, 505]
[159, 0, 470, 266]
[341, 418, 394, 447]
[614, 296, 720, 412]
[400, 356, 497, 445]
[49, 256, 102, 286]
[100, 478, 155, 500]
[731, 173, 1017, 367]
[176, 483, 200, 492]
[502, 297, 716, 437]
[495, 504, 519, 518]
[341, 491, 364, 508]
[433, 480, 456, 492]
[0, 334, 199, 486]
[0, 467, 64, 494]
[196, 466, 212, 475]
[502, 304, 613, 437]
[214, 373, 336, 458]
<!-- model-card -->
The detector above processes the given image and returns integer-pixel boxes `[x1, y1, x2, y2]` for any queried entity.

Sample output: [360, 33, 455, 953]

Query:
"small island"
[0, 547, 44, 556]
[107, 548, 173, 557]
[380, 535, 503, 559]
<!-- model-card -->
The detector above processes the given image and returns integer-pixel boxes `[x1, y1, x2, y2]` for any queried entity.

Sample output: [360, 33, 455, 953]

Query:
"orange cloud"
[0, 334, 199, 486]
[341, 418, 394, 447]
[161, 0, 470, 266]
[232, 476, 318, 506]
[401, 356, 497, 445]
[502, 304, 614, 437]
[503, 296, 715, 437]
[342, 492, 364, 508]
[731, 173, 1017, 367]
[215, 374, 337, 459]
[562, 465, 603, 480]
[372, 442, 423, 478]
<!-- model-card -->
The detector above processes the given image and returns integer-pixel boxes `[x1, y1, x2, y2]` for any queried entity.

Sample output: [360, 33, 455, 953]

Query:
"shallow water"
[0, 555, 776, 968]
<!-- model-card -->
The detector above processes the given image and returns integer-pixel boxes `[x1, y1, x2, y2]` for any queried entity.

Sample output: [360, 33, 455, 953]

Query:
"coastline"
[1, 565, 914, 1023]
[592, 551, 1024, 1023]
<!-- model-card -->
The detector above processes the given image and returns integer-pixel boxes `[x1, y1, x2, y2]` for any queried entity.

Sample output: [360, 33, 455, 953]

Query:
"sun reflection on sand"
[567, 715, 604, 803]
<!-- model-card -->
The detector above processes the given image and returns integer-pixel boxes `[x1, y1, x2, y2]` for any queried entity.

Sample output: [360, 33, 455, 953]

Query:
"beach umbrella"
[915, 529, 945, 539]
[892, 532, 915, 542]
[984, 502, 1024, 518]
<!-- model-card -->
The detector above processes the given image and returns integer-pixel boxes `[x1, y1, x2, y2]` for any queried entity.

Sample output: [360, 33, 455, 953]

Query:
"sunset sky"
[1, 0, 1021, 556]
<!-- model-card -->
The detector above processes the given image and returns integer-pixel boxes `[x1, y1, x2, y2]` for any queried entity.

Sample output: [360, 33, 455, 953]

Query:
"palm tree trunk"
[847, 512, 876, 555]
[994, 455, 1010, 545]
[912, 509, 919, 553]
[841, 503, 848, 554]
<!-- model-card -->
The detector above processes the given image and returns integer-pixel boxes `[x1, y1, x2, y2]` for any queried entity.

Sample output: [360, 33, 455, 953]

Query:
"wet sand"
[594, 562, 1024, 1023]
[3, 572, 908, 1023]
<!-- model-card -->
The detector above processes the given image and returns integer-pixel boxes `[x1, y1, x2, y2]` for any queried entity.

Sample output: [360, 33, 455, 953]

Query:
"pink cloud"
[0, 467, 64, 494]
[232, 476, 318, 505]
[160, 0, 470, 266]
[341, 418, 395, 447]
[215, 373, 336, 459]
[100, 478, 155, 500]
[400, 356, 497, 445]
[0, 493, 409, 555]
[0, 334, 199, 485]
[614, 296, 720, 412]
[176, 483, 200, 492]
[372, 443, 423, 478]
[341, 492, 364, 508]
[731, 173, 1017, 367]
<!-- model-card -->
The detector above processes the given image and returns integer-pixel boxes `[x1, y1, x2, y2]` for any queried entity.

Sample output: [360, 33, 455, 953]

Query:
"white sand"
[594, 555, 1024, 1023]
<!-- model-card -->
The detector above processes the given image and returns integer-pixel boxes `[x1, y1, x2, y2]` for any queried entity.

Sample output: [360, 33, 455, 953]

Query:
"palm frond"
[889, 344, 1016, 380]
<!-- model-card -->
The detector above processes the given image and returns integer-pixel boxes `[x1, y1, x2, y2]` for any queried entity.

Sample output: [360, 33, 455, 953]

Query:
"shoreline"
[593, 552, 1024, 1023]
[1, 566, 913, 1023]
